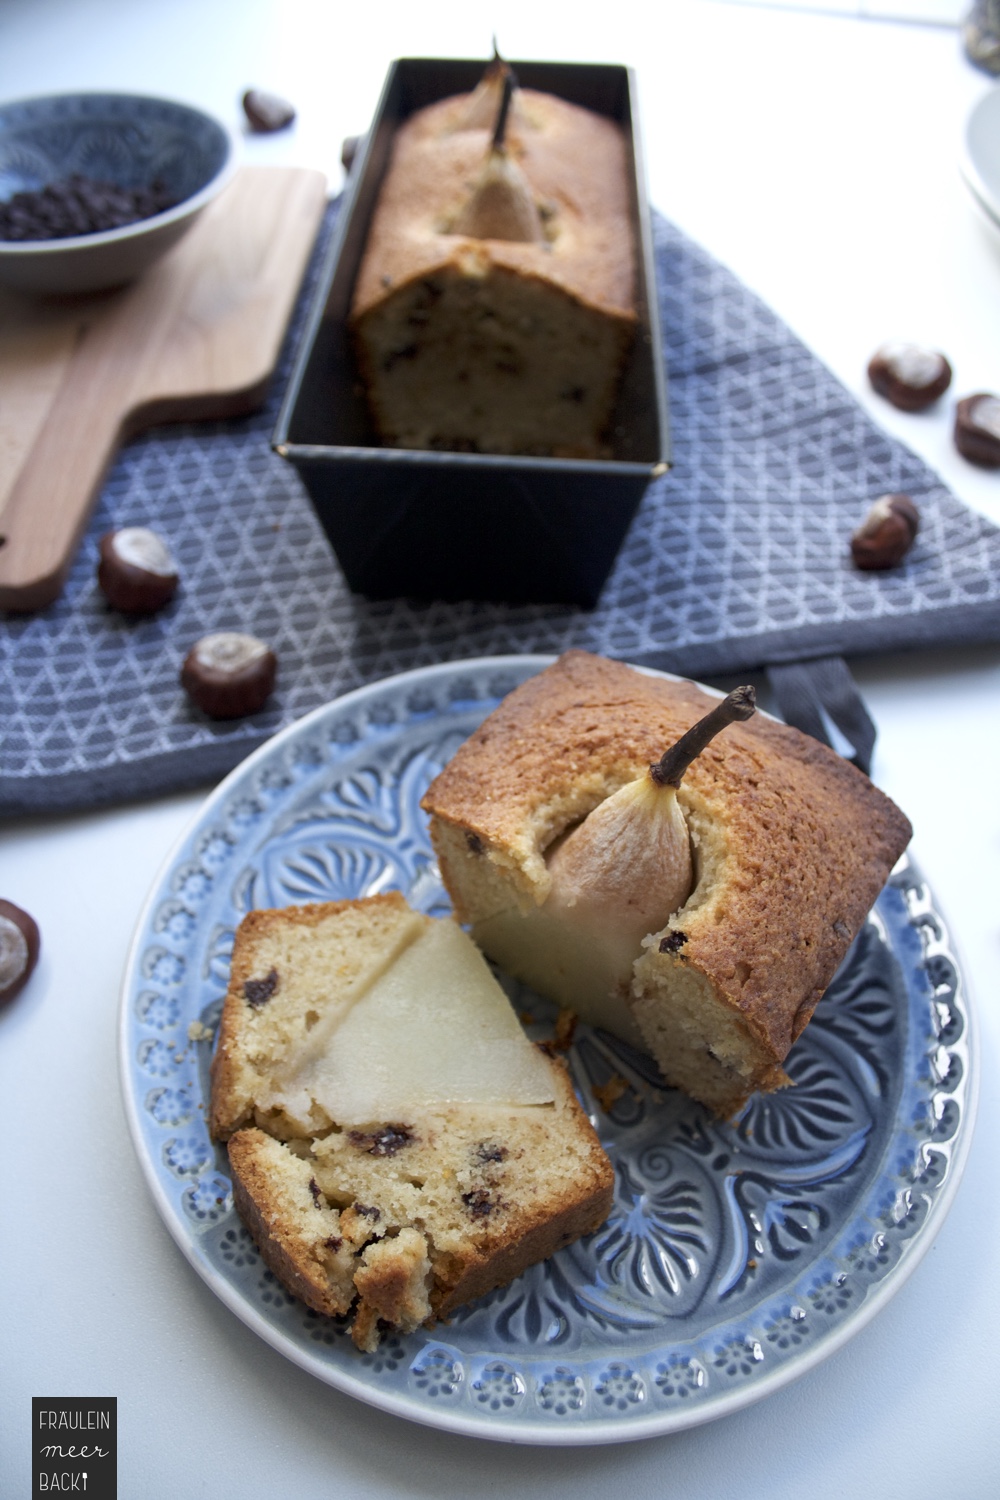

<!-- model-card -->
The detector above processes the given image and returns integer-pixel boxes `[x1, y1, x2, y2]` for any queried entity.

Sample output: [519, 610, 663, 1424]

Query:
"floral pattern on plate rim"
[118, 656, 975, 1444]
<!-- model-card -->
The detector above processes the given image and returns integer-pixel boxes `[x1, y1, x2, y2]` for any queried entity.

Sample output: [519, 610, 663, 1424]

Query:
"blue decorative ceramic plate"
[119, 658, 976, 1445]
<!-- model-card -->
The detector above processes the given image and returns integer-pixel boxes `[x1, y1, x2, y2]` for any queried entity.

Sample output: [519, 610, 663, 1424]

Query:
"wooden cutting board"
[0, 165, 328, 611]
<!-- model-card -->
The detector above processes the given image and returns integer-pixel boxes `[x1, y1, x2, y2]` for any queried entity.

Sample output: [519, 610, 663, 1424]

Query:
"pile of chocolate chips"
[0, 174, 177, 241]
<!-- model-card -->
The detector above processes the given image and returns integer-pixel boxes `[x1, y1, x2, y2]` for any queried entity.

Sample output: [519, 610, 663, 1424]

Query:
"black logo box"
[32, 1398, 116, 1499]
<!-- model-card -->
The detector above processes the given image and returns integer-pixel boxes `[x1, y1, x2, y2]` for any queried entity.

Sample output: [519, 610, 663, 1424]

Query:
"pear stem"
[481, 40, 505, 84]
[492, 69, 516, 151]
[649, 685, 756, 788]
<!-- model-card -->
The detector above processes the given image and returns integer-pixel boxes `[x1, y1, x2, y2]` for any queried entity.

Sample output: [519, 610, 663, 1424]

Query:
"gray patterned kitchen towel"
[3, 204, 999, 813]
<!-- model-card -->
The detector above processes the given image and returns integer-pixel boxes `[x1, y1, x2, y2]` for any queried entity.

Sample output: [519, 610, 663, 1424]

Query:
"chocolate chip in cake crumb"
[324, 1235, 343, 1252]
[382, 343, 418, 371]
[354, 1203, 381, 1221]
[462, 1188, 498, 1218]
[659, 930, 688, 953]
[465, 831, 485, 855]
[309, 1177, 323, 1205]
[243, 968, 279, 1007]
[349, 1124, 415, 1157]
[476, 1142, 508, 1165]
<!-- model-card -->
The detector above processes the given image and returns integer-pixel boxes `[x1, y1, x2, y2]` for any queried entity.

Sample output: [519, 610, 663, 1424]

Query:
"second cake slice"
[210, 893, 613, 1351]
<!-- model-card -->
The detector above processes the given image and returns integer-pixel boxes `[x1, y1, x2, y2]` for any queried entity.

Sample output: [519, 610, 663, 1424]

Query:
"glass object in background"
[965, 0, 1000, 71]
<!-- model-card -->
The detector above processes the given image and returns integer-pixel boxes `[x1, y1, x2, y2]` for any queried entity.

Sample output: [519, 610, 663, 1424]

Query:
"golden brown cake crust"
[422, 651, 913, 1074]
[227, 1127, 352, 1318]
[351, 89, 636, 324]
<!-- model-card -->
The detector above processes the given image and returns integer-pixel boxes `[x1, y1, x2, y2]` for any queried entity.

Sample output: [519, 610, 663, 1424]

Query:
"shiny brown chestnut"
[181, 632, 277, 719]
[0, 899, 40, 1007]
[242, 89, 296, 133]
[98, 528, 179, 614]
[868, 342, 952, 412]
[954, 393, 1000, 467]
[851, 493, 920, 571]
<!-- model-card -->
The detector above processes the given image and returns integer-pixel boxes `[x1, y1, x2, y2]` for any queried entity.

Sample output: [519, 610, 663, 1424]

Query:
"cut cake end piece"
[210, 893, 613, 1349]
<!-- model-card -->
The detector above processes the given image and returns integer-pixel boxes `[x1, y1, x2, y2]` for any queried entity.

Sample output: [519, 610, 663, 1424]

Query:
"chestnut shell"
[181, 633, 277, 719]
[0, 899, 41, 1007]
[97, 529, 179, 615]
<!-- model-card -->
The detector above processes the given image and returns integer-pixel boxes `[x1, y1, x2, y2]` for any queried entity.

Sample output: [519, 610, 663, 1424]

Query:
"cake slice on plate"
[421, 650, 913, 1117]
[210, 893, 613, 1351]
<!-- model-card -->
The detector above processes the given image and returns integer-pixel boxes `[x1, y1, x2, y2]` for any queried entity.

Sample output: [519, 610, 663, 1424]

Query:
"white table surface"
[2, 2, 999, 1495]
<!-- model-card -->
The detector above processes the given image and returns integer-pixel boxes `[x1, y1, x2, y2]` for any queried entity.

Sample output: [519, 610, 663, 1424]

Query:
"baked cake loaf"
[210, 893, 613, 1350]
[421, 651, 913, 1116]
[349, 65, 637, 458]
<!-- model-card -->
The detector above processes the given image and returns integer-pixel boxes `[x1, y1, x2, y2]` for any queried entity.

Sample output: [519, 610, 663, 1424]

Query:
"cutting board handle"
[0, 167, 328, 613]
[0, 319, 129, 611]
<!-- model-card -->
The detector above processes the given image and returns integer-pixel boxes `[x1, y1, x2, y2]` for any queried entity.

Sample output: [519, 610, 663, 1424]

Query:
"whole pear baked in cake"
[210, 893, 613, 1350]
[421, 651, 913, 1116]
[350, 56, 636, 458]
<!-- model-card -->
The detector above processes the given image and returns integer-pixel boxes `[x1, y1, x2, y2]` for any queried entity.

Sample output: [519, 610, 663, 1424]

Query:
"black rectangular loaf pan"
[272, 56, 670, 608]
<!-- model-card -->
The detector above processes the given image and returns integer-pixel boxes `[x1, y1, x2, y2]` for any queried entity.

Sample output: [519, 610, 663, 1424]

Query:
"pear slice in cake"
[270, 915, 557, 1129]
[210, 894, 613, 1350]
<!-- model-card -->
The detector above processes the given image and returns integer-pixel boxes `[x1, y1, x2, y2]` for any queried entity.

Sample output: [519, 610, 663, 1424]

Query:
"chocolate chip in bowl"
[181, 632, 277, 719]
[0, 174, 178, 241]
[867, 342, 952, 412]
[954, 392, 1000, 467]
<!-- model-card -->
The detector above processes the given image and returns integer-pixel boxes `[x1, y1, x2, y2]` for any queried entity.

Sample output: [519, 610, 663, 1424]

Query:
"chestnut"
[242, 89, 296, 133]
[181, 632, 277, 719]
[850, 494, 919, 571]
[0, 899, 40, 1007]
[867, 342, 952, 412]
[954, 393, 1000, 468]
[98, 528, 179, 615]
